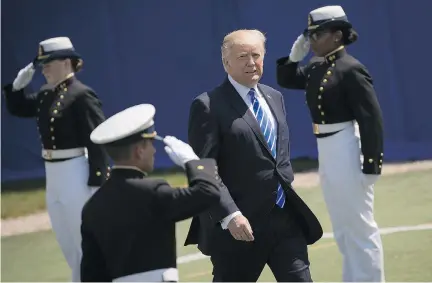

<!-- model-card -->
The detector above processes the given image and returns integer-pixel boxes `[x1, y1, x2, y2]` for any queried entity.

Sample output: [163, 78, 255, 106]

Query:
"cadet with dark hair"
[276, 5, 385, 282]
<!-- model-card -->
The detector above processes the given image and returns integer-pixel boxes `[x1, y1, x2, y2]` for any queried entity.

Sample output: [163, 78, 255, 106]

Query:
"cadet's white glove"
[163, 136, 199, 169]
[12, 63, 36, 91]
[289, 34, 310, 62]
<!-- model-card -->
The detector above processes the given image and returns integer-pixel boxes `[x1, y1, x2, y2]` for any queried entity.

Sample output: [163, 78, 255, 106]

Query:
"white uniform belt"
[313, 121, 353, 134]
[42, 147, 85, 160]
[113, 268, 178, 282]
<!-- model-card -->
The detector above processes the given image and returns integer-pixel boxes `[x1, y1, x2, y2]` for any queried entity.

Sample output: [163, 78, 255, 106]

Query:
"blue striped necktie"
[248, 88, 286, 208]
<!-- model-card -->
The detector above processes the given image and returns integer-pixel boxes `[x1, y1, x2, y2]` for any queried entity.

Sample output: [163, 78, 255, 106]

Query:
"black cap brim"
[304, 20, 352, 36]
[33, 50, 81, 66]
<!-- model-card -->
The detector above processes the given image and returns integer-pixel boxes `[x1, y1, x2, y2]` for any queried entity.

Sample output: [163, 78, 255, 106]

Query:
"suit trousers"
[210, 206, 312, 282]
[45, 155, 97, 282]
[317, 124, 385, 282]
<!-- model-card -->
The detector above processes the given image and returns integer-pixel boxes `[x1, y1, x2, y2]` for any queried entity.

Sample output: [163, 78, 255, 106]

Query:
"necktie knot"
[248, 88, 256, 102]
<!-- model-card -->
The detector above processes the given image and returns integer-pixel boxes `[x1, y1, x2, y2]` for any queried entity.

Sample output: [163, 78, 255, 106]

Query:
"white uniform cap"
[306, 5, 351, 33]
[90, 104, 162, 146]
[34, 36, 81, 65]
[40, 37, 74, 52]
[310, 6, 346, 22]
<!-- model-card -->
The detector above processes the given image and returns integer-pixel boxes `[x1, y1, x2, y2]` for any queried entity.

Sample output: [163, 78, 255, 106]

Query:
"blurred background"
[2, 0, 431, 183]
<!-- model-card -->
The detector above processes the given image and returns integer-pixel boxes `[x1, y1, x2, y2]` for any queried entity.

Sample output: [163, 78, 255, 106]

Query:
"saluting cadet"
[80, 104, 221, 282]
[2, 37, 110, 282]
[276, 5, 385, 282]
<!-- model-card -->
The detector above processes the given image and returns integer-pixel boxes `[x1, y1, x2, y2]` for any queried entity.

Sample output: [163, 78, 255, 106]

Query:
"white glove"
[163, 136, 199, 169]
[289, 34, 310, 62]
[12, 63, 36, 91]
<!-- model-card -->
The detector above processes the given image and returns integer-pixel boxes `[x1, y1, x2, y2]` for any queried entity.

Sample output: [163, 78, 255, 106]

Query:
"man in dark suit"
[80, 104, 221, 282]
[184, 29, 323, 282]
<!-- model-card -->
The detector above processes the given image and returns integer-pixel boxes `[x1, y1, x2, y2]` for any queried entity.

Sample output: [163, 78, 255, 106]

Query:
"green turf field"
[2, 169, 432, 282]
[1, 159, 318, 219]
[1, 172, 188, 219]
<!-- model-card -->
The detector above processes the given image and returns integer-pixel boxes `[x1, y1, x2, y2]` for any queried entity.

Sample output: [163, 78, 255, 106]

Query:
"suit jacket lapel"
[257, 85, 285, 163]
[222, 79, 275, 160]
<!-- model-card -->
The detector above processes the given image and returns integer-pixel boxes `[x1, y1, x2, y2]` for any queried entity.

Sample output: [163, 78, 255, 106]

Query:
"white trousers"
[317, 124, 385, 282]
[45, 156, 96, 282]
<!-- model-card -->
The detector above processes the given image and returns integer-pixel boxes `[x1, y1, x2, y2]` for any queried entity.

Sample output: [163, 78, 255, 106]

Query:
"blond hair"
[221, 29, 266, 69]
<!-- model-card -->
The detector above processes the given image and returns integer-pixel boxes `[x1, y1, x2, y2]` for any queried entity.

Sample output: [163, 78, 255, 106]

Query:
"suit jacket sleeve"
[276, 56, 308, 90]
[344, 64, 384, 174]
[75, 90, 111, 186]
[2, 83, 39, 117]
[153, 159, 221, 222]
[188, 97, 239, 224]
[80, 216, 111, 282]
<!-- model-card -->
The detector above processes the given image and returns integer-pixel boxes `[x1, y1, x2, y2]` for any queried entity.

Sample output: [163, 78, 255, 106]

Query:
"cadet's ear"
[62, 58, 72, 69]
[136, 140, 151, 158]
[131, 143, 142, 160]
[334, 30, 343, 42]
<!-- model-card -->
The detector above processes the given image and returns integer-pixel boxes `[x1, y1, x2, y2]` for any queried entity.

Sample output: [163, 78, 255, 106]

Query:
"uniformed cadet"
[2, 37, 110, 282]
[80, 103, 221, 282]
[276, 5, 385, 282]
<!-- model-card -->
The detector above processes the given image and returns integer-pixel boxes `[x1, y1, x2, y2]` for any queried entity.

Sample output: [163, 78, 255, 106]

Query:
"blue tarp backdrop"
[2, 0, 431, 182]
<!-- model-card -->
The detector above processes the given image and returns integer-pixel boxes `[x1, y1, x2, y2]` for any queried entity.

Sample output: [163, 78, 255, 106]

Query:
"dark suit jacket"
[184, 77, 323, 255]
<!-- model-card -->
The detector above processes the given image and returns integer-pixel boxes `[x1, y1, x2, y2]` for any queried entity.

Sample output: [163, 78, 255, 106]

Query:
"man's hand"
[227, 215, 254, 241]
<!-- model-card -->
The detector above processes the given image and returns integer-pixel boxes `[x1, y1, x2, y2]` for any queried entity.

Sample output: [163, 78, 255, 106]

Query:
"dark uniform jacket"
[80, 159, 221, 282]
[2, 76, 110, 186]
[276, 48, 384, 174]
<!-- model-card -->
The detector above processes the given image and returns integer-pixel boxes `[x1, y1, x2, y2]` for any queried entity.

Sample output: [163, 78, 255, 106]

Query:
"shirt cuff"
[220, 211, 242, 230]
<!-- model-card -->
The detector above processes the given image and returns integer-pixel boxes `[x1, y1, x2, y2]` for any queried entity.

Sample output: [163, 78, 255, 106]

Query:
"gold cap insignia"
[38, 45, 43, 56]
[308, 14, 313, 27]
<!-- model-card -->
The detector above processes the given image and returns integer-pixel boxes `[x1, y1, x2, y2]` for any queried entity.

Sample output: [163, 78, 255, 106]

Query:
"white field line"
[176, 223, 432, 264]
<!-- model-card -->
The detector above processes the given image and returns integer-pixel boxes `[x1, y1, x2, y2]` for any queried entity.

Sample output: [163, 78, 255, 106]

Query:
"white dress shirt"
[219, 75, 277, 229]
